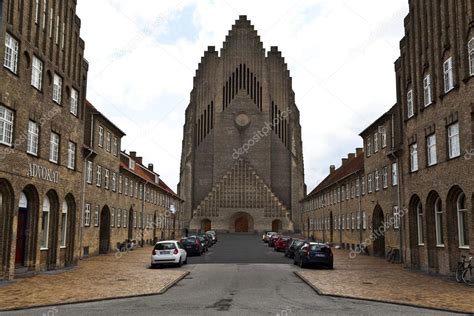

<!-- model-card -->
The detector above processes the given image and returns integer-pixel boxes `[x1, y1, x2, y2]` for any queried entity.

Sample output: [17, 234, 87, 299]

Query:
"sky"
[76, 0, 409, 193]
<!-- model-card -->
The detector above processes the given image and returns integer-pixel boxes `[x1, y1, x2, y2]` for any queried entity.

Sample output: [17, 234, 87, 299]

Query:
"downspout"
[390, 114, 403, 263]
[338, 182, 342, 247]
[358, 172, 363, 246]
[141, 181, 148, 247]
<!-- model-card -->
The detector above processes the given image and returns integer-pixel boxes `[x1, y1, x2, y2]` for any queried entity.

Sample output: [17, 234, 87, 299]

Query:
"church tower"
[178, 16, 305, 233]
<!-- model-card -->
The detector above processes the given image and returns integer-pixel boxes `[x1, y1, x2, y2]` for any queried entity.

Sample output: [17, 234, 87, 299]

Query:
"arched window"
[417, 201, 424, 245]
[434, 198, 444, 246]
[457, 193, 469, 248]
[40, 196, 50, 249]
[60, 200, 68, 247]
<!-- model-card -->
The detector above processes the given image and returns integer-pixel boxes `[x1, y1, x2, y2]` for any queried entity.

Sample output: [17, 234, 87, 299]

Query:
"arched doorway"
[231, 212, 254, 233]
[272, 219, 282, 232]
[446, 186, 467, 271]
[63, 194, 76, 266]
[16, 185, 39, 270]
[45, 190, 60, 269]
[99, 206, 111, 254]
[372, 205, 385, 257]
[201, 219, 211, 232]
[0, 179, 15, 275]
[426, 191, 441, 273]
[408, 195, 422, 268]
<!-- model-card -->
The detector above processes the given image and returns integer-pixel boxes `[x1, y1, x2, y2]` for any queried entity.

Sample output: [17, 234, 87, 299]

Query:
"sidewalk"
[295, 249, 474, 314]
[0, 247, 189, 311]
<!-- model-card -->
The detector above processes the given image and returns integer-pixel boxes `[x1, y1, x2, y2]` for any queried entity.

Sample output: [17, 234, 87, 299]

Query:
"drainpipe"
[338, 183, 342, 247]
[358, 172, 363, 246]
[390, 114, 403, 263]
[141, 181, 147, 247]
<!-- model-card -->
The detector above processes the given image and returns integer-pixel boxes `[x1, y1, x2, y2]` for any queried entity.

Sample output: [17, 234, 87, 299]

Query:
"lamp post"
[170, 204, 176, 239]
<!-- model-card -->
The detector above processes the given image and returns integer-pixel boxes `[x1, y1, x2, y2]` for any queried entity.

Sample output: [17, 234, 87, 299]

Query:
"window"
[61, 22, 65, 49]
[346, 184, 349, 200]
[49, 8, 53, 38]
[104, 169, 109, 189]
[362, 211, 367, 230]
[60, 201, 67, 247]
[0, 105, 14, 146]
[86, 161, 93, 184]
[55, 15, 59, 44]
[49, 132, 60, 163]
[374, 132, 379, 153]
[133, 211, 137, 228]
[410, 143, 418, 172]
[357, 212, 361, 230]
[112, 172, 117, 192]
[423, 74, 432, 106]
[67, 141, 76, 170]
[351, 213, 355, 230]
[123, 210, 127, 228]
[70, 88, 78, 116]
[124, 177, 128, 195]
[53, 74, 62, 104]
[111, 208, 115, 227]
[130, 180, 134, 196]
[96, 165, 102, 187]
[361, 176, 365, 195]
[40, 196, 50, 249]
[417, 201, 424, 245]
[382, 166, 388, 189]
[98, 126, 104, 147]
[391, 162, 398, 186]
[31, 56, 43, 90]
[94, 206, 99, 227]
[368, 174, 373, 193]
[393, 206, 400, 229]
[366, 137, 372, 156]
[34, 0, 40, 23]
[129, 158, 135, 170]
[375, 170, 380, 191]
[4, 33, 19, 73]
[427, 134, 437, 166]
[434, 198, 444, 246]
[106, 132, 111, 152]
[117, 209, 121, 228]
[407, 89, 414, 118]
[84, 203, 91, 227]
[469, 38, 474, 76]
[443, 57, 454, 93]
[380, 126, 387, 148]
[118, 176, 123, 193]
[135, 182, 139, 198]
[113, 137, 118, 156]
[355, 179, 360, 197]
[42, 0, 46, 29]
[447, 123, 460, 159]
[27, 121, 39, 155]
[457, 193, 469, 248]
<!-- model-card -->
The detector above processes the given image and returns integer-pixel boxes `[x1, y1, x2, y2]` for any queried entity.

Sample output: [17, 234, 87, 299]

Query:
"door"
[128, 209, 133, 240]
[15, 208, 28, 266]
[202, 219, 211, 232]
[235, 216, 248, 232]
[372, 207, 385, 257]
[99, 208, 110, 254]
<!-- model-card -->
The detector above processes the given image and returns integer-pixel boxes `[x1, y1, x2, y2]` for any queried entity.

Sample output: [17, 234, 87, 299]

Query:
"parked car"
[192, 235, 208, 252]
[294, 242, 333, 269]
[180, 237, 203, 256]
[151, 241, 187, 268]
[206, 230, 218, 243]
[268, 234, 280, 247]
[274, 236, 292, 252]
[285, 239, 305, 258]
[263, 231, 277, 243]
[198, 233, 213, 248]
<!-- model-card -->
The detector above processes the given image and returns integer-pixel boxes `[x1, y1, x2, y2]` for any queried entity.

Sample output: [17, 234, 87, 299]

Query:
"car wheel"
[177, 258, 182, 267]
[299, 258, 305, 268]
[183, 257, 188, 265]
[327, 263, 333, 270]
[293, 258, 298, 265]
[151, 264, 159, 269]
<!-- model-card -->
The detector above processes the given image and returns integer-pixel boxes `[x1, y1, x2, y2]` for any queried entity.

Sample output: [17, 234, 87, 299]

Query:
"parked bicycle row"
[263, 232, 334, 269]
[150, 231, 218, 268]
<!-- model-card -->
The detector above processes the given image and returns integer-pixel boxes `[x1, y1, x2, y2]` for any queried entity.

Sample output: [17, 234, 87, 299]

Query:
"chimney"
[136, 157, 143, 165]
[356, 148, 363, 157]
[330, 165, 336, 174]
[348, 153, 355, 160]
[130, 151, 136, 158]
[148, 163, 154, 172]
[341, 158, 348, 166]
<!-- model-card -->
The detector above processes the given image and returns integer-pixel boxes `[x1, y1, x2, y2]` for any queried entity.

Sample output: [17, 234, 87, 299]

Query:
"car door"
[178, 242, 187, 260]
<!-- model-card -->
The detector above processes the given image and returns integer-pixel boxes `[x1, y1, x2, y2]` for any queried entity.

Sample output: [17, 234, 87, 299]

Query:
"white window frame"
[434, 198, 444, 247]
[417, 202, 424, 245]
[393, 206, 400, 229]
[410, 143, 418, 172]
[104, 169, 110, 189]
[27, 121, 39, 156]
[53, 73, 62, 104]
[457, 193, 469, 248]
[94, 205, 99, 227]
[380, 126, 387, 148]
[70, 88, 78, 116]
[382, 166, 388, 189]
[362, 211, 367, 230]
[368, 174, 373, 193]
[129, 158, 135, 170]
[118, 175, 123, 193]
[49, 132, 60, 163]
[374, 170, 380, 191]
[67, 141, 76, 170]
[374, 132, 379, 153]
[106, 131, 111, 152]
[117, 209, 121, 228]
[113, 137, 118, 156]
[469, 38, 474, 76]
[34, 0, 40, 24]
[391, 162, 398, 186]
[123, 210, 127, 228]
[4, 33, 19, 73]
[112, 172, 117, 192]
[31, 56, 43, 90]
[111, 208, 115, 228]
[427, 134, 437, 166]
[40, 196, 50, 249]
[366, 136, 372, 156]
[443, 57, 454, 93]
[423, 74, 432, 107]
[447, 123, 460, 159]
[0, 105, 14, 146]
[84, 203, 91, 227]
[96, 165, 102, 187]
[98, 126, 104, 147]
[60, 201, 68, 248]
[407, 89, 414, 118]
[86, 161, 93, 184]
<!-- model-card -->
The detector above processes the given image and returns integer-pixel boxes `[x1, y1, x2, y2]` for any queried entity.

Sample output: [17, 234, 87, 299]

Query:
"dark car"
[206, 231, 218, 243]
[285, 239, 305, 258]
[198, 233, 213, 248]
[268, 234, 280, 247]
[294, 242, 333, 269]
[191, 235, 208, 252]
[274, 236, 292, 252]
[180, 237, 203, 256]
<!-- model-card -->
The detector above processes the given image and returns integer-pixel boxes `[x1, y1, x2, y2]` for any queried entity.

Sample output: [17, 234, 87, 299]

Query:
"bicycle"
[455, 255, 470, 282]
[386, 247, 400, 263]
[461, 257, 473, 286]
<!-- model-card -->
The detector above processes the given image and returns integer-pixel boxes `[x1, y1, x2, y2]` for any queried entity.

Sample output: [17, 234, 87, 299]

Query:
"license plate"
[314, 254, 326, 257]
[160, 251, 170, 255]
[186, 246, 193, 248]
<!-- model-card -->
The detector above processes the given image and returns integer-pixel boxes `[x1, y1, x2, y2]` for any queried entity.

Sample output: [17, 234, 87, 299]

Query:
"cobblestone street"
[296, 249, 474, 314]
[0, 247, 188, 311]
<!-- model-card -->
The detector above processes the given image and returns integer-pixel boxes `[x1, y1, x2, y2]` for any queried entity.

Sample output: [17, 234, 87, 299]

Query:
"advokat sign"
[26, 163, 60, 184]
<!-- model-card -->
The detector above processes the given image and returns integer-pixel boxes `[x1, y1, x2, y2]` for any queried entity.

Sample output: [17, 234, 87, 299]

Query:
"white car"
[151, 240, 187, 268]
[263, 231, 277, 242]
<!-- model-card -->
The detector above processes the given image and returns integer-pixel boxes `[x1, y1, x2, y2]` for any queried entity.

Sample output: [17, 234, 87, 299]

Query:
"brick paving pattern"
[296, 249, 474, 313]
[0, 247, 188, 311]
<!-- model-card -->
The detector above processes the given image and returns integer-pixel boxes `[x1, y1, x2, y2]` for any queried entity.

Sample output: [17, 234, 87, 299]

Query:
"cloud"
[76, 0, 408, 193]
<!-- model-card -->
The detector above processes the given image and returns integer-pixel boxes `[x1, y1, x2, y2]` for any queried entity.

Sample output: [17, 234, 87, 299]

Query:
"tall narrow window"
[447, 123, 460, 158]
[40, 196, 50, 249]
[111, 208, 115, 227]
[49, 132, 60, 163]
[368, 174, 373, 193]
[53, 74, 62, 104]
[366, 137, 372, 156]
[4, 33, 19, 73]
[374, 132, 379, 153]
[457, 193, 469, 248]
[382, 166, 388, 189]
[361, 176, 366, 195]
[55, 15, 60, 44]
[67, 141, 76, 170]
[49, 8, 53, 38]
[70, 88, 78, 116]
[98, 126, 104, 147]
[434, 198, 444, 246]
[362, 211, 367, 230]
[417, 201, 424, 245]
[469, 38, 474, 76]
[380, 126, 387, 148]
[393, 207, 400, 229]
[391, 162, 398, 186]
[42, 0, 47, 29]
[31, 56, 43, 90]
[60, 201, 68, 247]
[374, 170, 380, 191]
[104, 169, 109, 189]
[94, 206, 99, 227]
[427, 134, 437, 166]
[27, 121, 39, 155]
[407, 89, 414, 118]
[0, 105, 14, 146]
[443, 57, 454, 93]
[118, 175, 123, 193]
[96, 165, 102, 187]
[84, 203, 91, 227]
[112, 172, 116, 192]
[423, 74, 432, 106]
[117, 209, 121, 228]
[106, 132, 111, 152]
[113, 137, 118, 156]
[410, 143, 418, 172]
[34, 0, 40, 24]
[123, 209, 127, 228]
[86, 161, 93, 183]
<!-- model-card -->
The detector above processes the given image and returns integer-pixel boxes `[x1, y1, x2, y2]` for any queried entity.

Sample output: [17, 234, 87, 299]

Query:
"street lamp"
[170, 204, 176, 239]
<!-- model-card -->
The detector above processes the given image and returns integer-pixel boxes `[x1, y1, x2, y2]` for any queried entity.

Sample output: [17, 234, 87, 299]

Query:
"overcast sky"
[76, 0, 409, 193]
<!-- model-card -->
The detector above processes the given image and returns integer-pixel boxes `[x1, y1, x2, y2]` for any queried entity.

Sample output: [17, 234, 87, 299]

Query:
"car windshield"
[293, 241, 304, 248]
[154, 243, 176, 250]
[310, 245, 330, 253]
[182, 238, 196, 245]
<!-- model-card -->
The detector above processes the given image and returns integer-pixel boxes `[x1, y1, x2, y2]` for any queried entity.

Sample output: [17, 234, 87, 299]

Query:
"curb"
[0, 271, 190, 312]
[293, 271, 470, 315]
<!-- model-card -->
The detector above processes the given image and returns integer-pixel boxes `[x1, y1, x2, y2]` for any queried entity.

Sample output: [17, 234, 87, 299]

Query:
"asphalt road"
[4, 234, 459, 316]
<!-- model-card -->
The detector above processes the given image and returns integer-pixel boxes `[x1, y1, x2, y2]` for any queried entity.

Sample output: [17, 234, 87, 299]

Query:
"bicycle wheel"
[455, 264, 464, 282]
[462, 267, 474, 286]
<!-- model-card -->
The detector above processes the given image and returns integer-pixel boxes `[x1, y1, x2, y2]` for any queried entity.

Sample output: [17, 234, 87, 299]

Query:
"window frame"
[410, 143, 418, 172]
[457, 193, 469, 248]
[469, 38, 474, 76]
[447, 122, 460, 159]
[27, 120, 39, 156]
[0, 104, 14, 147]
[417, 202, 424, 246]
[407, 89, 414, 118]
[67, 141, 76, 170]
[52, 73, 63, 104]
[443, 57, 454, 93]
[98, 126, 104, 147]
[31, 55, 43, 90]
[423, 74, 432, 107]
[84, 203, 91, 227]
[426, 134, 437, 166]
[4, 33, 19, 74]
[49, 132, 60, 164]
[434, 197, 444, 247]
[70, 88, 78, 116]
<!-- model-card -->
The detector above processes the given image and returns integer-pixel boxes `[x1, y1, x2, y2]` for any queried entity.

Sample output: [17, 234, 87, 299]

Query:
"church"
[178, 16, 305, 233]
